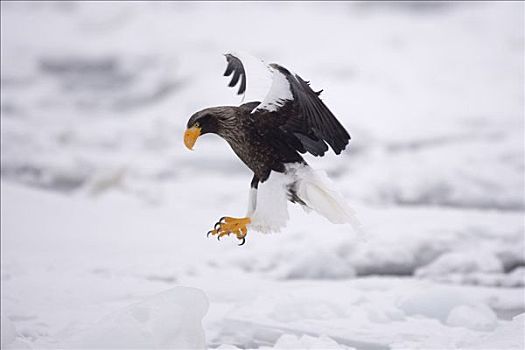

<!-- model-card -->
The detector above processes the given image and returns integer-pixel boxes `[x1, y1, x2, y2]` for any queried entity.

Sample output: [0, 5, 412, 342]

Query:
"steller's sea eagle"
[184, 52, 359, 245]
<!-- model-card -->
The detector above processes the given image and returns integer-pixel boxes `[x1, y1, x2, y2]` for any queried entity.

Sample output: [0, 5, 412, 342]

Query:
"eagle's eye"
[194, 122, 200, 128]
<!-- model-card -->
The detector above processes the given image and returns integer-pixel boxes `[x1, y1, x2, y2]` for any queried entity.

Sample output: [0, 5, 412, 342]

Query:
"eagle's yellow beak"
[184, 126, 201, 150]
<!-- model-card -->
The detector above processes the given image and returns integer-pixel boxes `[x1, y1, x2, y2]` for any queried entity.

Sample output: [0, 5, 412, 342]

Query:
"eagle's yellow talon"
[235, 226, 247, 240]
[218, 230, 231, 238]
[208, 216, 251, 244]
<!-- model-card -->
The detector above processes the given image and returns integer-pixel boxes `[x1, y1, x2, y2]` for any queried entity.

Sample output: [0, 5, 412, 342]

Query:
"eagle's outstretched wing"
[223, 52, 351, 156]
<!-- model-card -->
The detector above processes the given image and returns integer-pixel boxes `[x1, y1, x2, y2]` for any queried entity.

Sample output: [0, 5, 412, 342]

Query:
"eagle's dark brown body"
[188, 101, 349, 185]
[216, 102, 305, 182]
[186, 59, 350, 188]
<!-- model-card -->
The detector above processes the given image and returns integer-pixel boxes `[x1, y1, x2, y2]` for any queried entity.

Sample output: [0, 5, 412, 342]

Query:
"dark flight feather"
[224, 54, 247, 95]
[268, 63, 351, 156]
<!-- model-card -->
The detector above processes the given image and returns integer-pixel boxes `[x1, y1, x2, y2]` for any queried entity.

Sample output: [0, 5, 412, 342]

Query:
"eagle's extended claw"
[213, 216, 227, 230]
[207, 216, 251, 245]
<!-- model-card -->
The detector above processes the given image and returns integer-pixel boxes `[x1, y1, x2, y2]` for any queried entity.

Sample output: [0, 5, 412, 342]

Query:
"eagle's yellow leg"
[207, 217, 251, 245]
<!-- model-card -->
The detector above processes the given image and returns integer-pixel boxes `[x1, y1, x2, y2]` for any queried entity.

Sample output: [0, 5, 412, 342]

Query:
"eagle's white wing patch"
[252, 66, 293, 113]
[226, 51, 273, 104]
[224, 52, 293, 114]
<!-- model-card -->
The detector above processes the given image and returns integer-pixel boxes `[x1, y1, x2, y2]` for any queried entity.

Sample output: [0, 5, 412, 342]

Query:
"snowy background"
[1, 1, 524, 349]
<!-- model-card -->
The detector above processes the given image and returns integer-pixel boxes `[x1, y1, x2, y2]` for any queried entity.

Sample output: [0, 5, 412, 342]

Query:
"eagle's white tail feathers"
[248, 164, 363, 234]
[293, 165, 363, 234]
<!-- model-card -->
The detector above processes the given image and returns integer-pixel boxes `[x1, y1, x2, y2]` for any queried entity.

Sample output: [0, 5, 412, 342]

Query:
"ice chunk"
[446, 304, 498, 331]
[415, 251, 503, 278]
[465, 313, 525, 349]
[398, 286, 472, 322]
[0, 314, 31, 349]
[504, 266, 525, 287]
[271, 334, 350, 350]
[63, 287, 209, 349]
[1, 313, 17, 348]
[274, 248, 356, 280]
[215, 345, 242, 350]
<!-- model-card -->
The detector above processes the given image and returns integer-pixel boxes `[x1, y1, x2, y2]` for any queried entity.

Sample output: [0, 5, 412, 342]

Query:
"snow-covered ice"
[1, 312, 30, 349]
[465, 314, 525, 350]
[62, 287, 208, 349]
[1, 1, 524, 349]
[446, 304, 498, 332]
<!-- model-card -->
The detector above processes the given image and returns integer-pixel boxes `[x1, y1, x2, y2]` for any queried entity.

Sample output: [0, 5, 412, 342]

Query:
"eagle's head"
[183, 107, 236, 150]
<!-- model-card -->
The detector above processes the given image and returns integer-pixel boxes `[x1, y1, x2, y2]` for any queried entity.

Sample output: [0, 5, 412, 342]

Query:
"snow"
[1, 313, 31, 349]
[1, 1, 524, 349]
[62, 287, 208, 349]
[415, 251, 504, 278]
[398, 286, 473, 322]
[446, 304, 498, 332]
[465, 314, 525, 350]
[1, 313, 17, 347]
[268, 334, 349, 350]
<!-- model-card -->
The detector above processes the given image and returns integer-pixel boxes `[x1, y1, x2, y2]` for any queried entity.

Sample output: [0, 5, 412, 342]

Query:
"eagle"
[184, 52, 358, 245]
